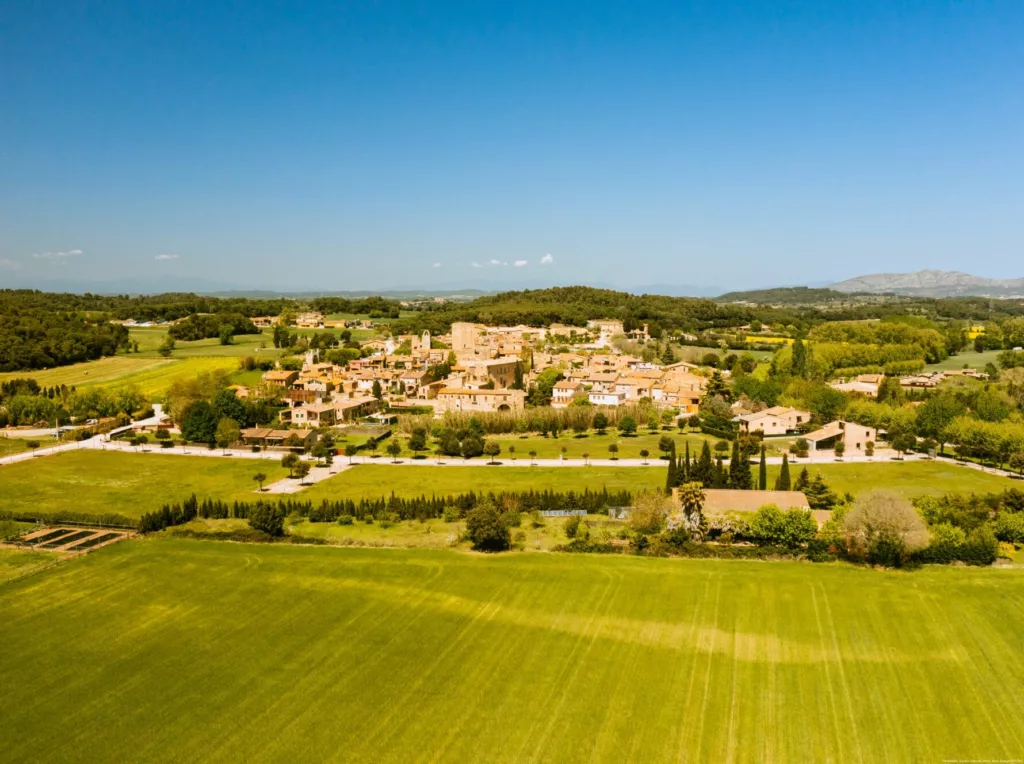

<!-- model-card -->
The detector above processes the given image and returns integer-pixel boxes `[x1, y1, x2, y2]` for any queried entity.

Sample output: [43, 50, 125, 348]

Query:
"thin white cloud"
[431, 262, 443, 268]
[489, 259, 501, 266]
[154, 253, 180, 261]
[540, 253, 554, 265]
[470, 262, 482, 268]
[32, 249, 82, 259]
[513, 259, 528, 268]
[0, 258, 20, 269]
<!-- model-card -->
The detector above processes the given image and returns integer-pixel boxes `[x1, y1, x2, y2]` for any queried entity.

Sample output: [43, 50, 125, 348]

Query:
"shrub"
[247, 501, 286, 537]
[748, 505, 818, 549]
[564, 515, 581, 539]
[629, 491, 671, 534]
[338, 515, 354, 526]
[465, 503, 510, 552]
[844, 490, 929, 567]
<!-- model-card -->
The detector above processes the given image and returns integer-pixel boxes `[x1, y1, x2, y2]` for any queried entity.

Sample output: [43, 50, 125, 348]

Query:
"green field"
[304, 459, 1015, 503]
[428, 431, 715, 460]
[0, 437, 33, 457]
[768, 459, 1016, 498]
[129, 328, 280, 359]
[2, 539, 1023, 762]
[0, 355, 245, 399]
[0, 451, 286, 518]
[0, 331, 280, 400]
[0, 546, 59, 582]
[927, 349, 1004, 371]
[304, 464, 664, 501]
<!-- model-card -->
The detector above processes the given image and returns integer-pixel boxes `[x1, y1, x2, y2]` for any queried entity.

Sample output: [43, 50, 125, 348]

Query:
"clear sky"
[1, 1, 1022, 293]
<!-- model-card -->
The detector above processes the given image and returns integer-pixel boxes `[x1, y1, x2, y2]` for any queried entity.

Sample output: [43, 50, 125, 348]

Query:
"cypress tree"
[729, 440, 752, 490]
[683, 442, 691, 483]
[695, 440, 714, 487]
[714, 455, 727, 487]
[758, 444, 767, 490]
[775, 453, 792, 491]
[665, 450, 677, 495]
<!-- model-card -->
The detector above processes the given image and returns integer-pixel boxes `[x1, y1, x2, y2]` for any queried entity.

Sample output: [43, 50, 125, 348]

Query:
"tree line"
[138, 487, 635, 534]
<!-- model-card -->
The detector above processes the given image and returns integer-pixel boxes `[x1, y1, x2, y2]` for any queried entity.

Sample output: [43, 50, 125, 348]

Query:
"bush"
[465, 504, 510, 551]
[248, 501, 286, 537]
[338, 515, 354, 525]
[747, 505, 818, 549]
[564, 515, 581, 539]
[844, 490, 929, 567]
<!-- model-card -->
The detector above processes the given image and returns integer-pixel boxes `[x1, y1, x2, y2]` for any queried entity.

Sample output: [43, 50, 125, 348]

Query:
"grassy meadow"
[0, 330, 279, 400]
[304, 459, 1015, 503]
[0, 451, 285, 518]
[0, 355, 243, 399]
[0, 437, 33, 457]
[303, 464, 665, 502]
[927, 349, 1004, 371]
[2, 539, 1024, 762]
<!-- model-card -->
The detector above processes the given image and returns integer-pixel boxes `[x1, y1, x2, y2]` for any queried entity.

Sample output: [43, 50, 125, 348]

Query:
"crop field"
[2, 539, 1023, 762]
[0, 451, 285, 519]
[0, 356, 244, 399]
[0, 332, 277, 399]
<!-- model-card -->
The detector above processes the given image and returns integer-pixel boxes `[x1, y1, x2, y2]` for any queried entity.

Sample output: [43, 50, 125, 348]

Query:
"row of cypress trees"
[664, 441, 794, 493]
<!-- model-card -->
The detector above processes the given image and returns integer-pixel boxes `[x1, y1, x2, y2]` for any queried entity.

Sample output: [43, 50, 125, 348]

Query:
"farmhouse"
[699, 489, 812, 513]
[736, 406, 810, 436]
[803, 420, 878, 453]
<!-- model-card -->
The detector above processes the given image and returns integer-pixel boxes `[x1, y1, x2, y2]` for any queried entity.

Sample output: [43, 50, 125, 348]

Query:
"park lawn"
[927, 349, 1004, 371]
[767, 459, 1016, 498]
[3, 539, 1024, 763]
[0, 451, 287, 519]
[304, 464, 663, 502]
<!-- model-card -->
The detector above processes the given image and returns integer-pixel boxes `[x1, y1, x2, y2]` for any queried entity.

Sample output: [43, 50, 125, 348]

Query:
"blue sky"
[1, 1, 1022, 293]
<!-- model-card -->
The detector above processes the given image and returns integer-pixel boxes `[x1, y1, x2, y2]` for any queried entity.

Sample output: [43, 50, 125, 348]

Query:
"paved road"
[3, 423, 1020, 485]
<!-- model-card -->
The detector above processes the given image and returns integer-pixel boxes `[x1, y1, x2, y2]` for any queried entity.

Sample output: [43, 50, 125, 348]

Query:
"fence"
[539, 510, 589, 518]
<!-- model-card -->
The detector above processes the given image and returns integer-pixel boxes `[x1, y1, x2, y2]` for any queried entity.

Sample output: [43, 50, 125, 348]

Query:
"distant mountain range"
[829, 270, 1024, 297]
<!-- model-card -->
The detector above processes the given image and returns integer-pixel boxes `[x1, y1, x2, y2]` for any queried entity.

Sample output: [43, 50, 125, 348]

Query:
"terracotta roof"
[701, 490, 811, 513]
